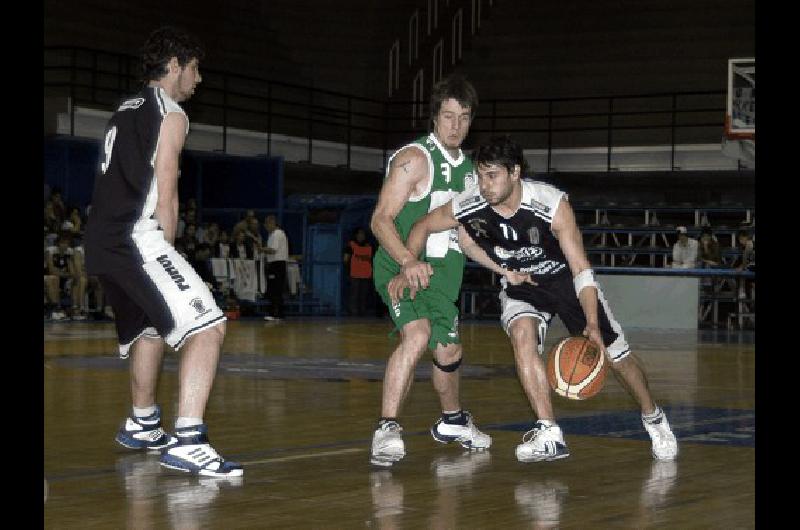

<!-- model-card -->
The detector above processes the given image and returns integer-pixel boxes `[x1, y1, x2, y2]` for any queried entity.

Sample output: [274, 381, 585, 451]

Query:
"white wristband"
[573, 269, 597, 297]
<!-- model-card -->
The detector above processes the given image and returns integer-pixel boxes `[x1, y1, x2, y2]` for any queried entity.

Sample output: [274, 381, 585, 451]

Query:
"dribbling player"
[84, 26, 241, 477]
[395, 135, 678, 462]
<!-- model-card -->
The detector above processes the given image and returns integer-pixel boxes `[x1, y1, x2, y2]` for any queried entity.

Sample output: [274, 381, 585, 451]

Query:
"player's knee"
[433, 344, 462, 372]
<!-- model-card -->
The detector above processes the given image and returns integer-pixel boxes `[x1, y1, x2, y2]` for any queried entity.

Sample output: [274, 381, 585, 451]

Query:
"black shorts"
[499, 276, 631, 361]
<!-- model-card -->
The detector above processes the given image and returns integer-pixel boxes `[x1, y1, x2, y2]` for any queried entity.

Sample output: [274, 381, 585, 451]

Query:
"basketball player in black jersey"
[84, 27, 241, 477]
[391, 136, 678, 462]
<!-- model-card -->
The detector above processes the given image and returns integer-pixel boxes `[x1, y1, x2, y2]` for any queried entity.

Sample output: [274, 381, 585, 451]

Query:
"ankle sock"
[442, 410, 468, 425]
[133, 405, 157, 419]
[175, 416, 203, 429]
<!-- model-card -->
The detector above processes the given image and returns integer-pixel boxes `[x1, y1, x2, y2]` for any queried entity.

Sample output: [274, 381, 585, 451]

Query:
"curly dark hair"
[140, 26, 205, 83]
[472, 135, 529, 176]
[429, 74, 479, 130]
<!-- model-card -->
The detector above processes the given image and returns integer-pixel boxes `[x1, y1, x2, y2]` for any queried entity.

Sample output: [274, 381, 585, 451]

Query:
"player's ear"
[512, 164, 521, 179]
[168, 57, 180, 74]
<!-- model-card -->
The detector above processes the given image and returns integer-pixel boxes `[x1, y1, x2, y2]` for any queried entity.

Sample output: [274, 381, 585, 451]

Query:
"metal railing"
[45, 46, 728, 172]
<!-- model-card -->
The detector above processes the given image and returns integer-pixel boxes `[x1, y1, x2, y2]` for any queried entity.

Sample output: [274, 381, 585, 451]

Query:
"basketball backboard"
[725, 58, 755, 140]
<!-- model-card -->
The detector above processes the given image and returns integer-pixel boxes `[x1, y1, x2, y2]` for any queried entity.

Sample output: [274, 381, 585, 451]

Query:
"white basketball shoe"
[642, 407, 679, 460]
[515, 421, 570, 462]
[370, 420, 405, 467]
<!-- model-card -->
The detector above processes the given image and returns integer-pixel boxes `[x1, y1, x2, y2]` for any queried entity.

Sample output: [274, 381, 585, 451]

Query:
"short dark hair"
[737, 229, 751, 239]
[429, 74, 479, 129]
[141, 26, 204, 83]
[472, 135, 528, 176]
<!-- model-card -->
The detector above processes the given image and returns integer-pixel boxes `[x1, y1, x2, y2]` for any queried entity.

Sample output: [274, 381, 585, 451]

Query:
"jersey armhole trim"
[405, 144, 435, 203]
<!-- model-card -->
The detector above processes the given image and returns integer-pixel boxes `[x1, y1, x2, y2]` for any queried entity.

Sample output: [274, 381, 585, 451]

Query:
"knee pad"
[432, 356, 462, 373]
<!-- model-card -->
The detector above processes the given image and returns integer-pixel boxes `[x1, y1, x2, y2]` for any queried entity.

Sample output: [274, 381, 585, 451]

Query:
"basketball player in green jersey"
[369, 75, 491, 467]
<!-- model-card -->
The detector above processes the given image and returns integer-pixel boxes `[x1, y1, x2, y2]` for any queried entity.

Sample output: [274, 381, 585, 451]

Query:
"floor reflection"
[514, 478, 569, 529]
[116, 453, 242, 530]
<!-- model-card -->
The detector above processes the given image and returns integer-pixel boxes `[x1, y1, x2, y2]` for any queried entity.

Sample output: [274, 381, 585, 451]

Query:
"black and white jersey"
[84, 86, 187, 273]
[452, 179, 571, 284]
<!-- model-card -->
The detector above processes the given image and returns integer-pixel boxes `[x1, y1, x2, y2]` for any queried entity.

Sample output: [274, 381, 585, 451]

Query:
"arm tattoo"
[399, 160, 411, 173]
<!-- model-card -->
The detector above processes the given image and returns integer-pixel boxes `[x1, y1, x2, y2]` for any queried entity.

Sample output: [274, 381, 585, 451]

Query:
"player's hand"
[401, 258, 433, 290]
[504, 269, 537, 286]
[582, 323, 607, 357]
[388, 273, 417, 305]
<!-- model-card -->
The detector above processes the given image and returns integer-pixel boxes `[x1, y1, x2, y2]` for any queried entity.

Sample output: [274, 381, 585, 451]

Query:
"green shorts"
[375, 283, 460, 351]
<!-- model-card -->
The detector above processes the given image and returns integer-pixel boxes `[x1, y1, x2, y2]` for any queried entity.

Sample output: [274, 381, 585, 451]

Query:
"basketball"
[546, 336, 608, 400]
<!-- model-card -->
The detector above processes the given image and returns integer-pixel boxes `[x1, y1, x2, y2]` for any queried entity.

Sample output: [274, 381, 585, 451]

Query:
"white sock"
[538, 419, 555, 427]
[133, 405, 157, 419]
[175, 416, 203, 429]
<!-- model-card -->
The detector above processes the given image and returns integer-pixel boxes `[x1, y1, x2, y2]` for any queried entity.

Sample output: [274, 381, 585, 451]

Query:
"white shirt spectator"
[672, 238, 698, 269]
[266, 228, 288, 263]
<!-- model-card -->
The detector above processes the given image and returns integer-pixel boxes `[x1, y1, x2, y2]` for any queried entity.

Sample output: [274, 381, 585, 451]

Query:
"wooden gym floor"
[44, 317, 755, 528]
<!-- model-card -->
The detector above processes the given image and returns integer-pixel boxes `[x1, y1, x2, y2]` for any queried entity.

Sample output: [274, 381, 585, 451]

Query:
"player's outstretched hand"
[582, 324, 608, 357]
[504, 270, 537, 286]
[401, 258, 433, 290]
[388, 273, 418, 305]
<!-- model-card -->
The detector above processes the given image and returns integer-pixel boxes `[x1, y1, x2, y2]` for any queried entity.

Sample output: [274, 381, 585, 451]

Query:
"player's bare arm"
[551, 197, 605, 352]
[457, 225, 535, 286]
[402, 201, 459, 289]
[154, 112, 188, 244]
[370, 147, 430, 267]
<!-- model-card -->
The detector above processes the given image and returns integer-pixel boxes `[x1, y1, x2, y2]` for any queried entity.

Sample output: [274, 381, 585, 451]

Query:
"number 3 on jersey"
[101, 126, 118, 174]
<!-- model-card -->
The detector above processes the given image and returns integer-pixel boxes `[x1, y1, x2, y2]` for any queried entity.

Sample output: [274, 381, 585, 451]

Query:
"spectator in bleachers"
[66, 206, 83, 234]
[181, 223, 199, 260]
[50, 188, 67, 221]
[245, 217, 264, 254]
[671, 226, 698, 269]
[203, 222, 220, 246]
[344, 227, 374, 316]
[213, 230, 231, 258]
[229, 229, 256, 259]
[47, 233, 87, 320]
[232, 209, 256, 239]
[732, 229, 755, 300]
[733, 229, 755, 272]
[697, 226, 722, 268]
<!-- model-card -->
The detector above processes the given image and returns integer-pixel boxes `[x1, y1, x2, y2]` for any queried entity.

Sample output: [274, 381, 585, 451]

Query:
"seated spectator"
[50, 188, 67, 221]
[47, 233, 87, 320]
[66, 206, 83, 234]
[213, 230, 231, 258]
[229, 230, 256, 259]
[732, 229, 755, 272]
[671, 226, 698, 269]
[203, 222, 220, 246]
[181, 223, 199, 261]
[697, 226, 722, 268]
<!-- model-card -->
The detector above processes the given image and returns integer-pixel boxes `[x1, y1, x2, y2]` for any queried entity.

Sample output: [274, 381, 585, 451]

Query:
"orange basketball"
[546, 336, 608, 400]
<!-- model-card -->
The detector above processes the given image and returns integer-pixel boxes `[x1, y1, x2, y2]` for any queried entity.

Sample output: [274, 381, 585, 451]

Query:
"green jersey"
[373, 133, 477, 301]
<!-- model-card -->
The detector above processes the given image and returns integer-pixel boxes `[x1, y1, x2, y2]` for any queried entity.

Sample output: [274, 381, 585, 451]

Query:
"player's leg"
[100, 276, 176, 452]
[500, 290, 569, 462]
[135, 247, 240, 477]
[371, 317, 430, 467]
[560, 285, 677, 460]
[508, 317, 555, 422]
[428, 301, 491, 450]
